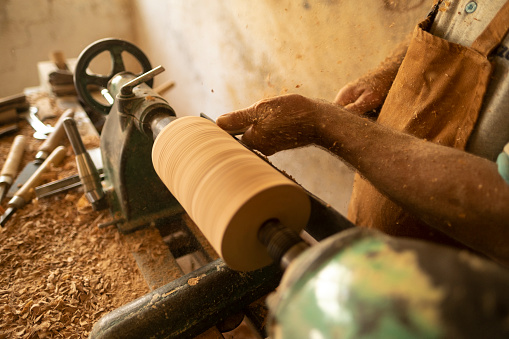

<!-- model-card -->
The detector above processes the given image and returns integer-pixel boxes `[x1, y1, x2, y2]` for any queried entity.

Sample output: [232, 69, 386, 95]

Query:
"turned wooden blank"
[152, 116, 310, 271]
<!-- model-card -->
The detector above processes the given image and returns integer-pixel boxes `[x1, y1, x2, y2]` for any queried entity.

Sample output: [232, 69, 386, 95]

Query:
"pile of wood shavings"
[0, 174, 149, 338]
[0, 106, 149, 338]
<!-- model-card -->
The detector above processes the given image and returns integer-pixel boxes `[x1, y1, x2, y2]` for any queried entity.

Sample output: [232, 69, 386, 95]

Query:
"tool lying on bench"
[71, 39, 509, 339]
[0, 135, 26, 203]
[5, 109, 74, 199]
[0, 146, 67, 227]
[33, 147, 103, 199]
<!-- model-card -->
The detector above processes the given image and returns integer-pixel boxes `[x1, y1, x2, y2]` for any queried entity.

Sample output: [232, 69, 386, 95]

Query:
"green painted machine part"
[266, 227, 509, 339]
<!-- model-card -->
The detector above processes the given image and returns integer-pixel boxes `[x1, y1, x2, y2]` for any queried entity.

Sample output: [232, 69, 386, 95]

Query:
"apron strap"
[420, 0, 444, 32]
[428, 0, 444, 21]
[471, 0, 509, 56]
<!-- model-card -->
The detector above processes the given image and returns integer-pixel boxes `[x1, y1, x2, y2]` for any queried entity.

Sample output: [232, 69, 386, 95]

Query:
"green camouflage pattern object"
[496, 147, 509, 184]
[266, 228, 509, 339]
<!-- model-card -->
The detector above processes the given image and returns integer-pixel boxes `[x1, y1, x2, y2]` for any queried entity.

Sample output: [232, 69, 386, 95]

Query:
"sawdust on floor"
[0, 97, 149, 338]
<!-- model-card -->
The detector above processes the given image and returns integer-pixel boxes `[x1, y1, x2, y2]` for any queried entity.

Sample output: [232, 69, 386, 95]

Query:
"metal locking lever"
[120, 65, 165, 97]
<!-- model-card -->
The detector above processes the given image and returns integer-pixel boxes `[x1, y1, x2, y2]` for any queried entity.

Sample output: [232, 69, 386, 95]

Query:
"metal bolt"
[465, 1, 477, 13]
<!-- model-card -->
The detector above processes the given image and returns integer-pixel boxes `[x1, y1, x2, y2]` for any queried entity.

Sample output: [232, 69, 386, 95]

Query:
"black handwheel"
[74, 38, 153, 116]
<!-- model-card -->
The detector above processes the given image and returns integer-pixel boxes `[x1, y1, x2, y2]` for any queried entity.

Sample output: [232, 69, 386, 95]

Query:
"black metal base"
[89, 259, 282, 339]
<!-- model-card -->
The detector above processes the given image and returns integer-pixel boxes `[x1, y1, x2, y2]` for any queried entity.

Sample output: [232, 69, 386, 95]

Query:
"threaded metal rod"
[258, 219, 309, 270]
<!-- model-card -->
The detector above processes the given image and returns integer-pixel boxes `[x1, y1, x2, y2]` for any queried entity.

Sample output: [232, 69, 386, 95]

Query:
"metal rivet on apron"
[465, 1, 477, 13]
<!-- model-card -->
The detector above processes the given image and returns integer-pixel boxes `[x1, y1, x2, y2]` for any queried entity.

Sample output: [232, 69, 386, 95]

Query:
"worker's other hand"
[334, 38, 407, 114]
[217, 94, 324, 156]
[334, 76, 390, 114]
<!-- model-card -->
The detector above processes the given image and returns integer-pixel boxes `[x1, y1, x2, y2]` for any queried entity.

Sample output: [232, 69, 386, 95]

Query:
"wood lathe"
[70, 39, 509, 339]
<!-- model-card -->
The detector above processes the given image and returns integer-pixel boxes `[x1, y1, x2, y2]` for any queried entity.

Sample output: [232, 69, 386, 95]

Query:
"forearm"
[317, 109, 509, 264]
[216, 93, 509, 264]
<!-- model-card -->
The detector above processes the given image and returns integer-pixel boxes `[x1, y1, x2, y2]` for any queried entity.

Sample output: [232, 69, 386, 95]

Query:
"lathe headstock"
[74, 38, 182, 233]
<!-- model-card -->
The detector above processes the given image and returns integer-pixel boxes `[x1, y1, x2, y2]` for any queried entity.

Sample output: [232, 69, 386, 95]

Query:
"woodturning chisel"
[0, 135, 26, 203]
[0, 146, 67, 227]
[6, 108, 74, 199]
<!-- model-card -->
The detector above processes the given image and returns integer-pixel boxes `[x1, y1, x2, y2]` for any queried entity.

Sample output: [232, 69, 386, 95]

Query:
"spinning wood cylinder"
[152, 116, 311, 271]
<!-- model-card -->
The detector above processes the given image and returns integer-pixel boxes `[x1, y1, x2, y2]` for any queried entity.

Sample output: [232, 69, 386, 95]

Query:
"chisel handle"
[15, 146, 67, 204]
[37, 108, 74, 160]
[0, 135, 26, 182]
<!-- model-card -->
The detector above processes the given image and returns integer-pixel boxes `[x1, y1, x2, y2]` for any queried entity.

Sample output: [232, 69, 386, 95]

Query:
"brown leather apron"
[347, 1, 509, 246]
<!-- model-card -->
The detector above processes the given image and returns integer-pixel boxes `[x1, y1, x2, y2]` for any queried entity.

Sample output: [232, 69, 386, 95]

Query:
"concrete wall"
[0, 0, 431, 215]
[0, 0, 135, 96]
[132, 0, 430, 214]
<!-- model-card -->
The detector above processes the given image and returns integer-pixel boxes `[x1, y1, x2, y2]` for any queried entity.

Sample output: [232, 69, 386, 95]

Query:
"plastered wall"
[0, 0, 135, 96]
[132, 0, 430, 214]
[1, 0, 430, 215]
[132, 1, 429, 116]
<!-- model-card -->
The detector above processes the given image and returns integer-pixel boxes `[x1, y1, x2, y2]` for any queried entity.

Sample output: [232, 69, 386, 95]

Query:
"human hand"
[334, 36, 407, 114]
[334, 76, 390, 114]
[216, 94, 327, 156]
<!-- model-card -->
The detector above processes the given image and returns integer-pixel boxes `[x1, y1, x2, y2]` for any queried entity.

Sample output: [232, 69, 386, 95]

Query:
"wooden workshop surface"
[0, 93, 149, 338]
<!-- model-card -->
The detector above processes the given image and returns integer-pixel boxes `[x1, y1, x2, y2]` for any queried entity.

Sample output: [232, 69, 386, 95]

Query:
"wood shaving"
[0, 188, 149, 338]
[0, 99, 149, 338]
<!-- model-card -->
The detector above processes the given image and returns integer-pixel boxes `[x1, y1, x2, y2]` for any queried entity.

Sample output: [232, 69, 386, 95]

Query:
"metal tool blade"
[34, 147, 103, 199]
[18, 107, 54, 140]
[35, 173, 81, 198]
[6, 161, 40, 198]
[7, 109, 74, 198]
[35, 171, 104, 199]
[0, 207, 16, 227]
[2, 146, 67, 227]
